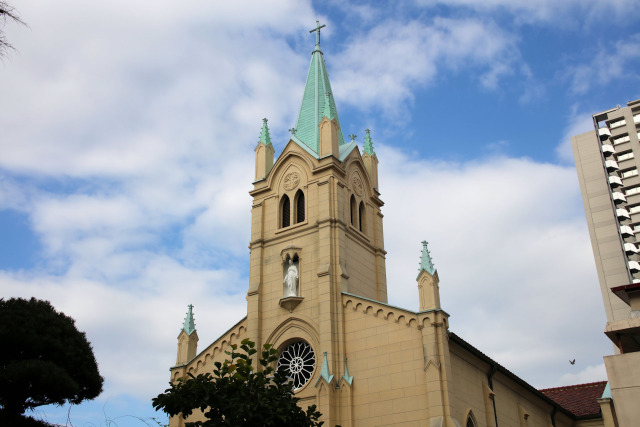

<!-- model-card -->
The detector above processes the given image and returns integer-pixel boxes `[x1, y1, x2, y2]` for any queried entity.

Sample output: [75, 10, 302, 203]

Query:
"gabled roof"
[540, 381, 607, 418]
[293, 22, 345, 154]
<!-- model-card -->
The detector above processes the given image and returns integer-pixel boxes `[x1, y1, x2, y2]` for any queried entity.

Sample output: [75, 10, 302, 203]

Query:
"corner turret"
[417, 241, 440, 311]
[255, 118, 275, 181]
[176, 304, 199, 365]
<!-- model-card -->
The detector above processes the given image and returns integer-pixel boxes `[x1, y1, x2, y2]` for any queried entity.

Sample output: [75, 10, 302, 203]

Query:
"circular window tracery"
[277, 341, 315, 390]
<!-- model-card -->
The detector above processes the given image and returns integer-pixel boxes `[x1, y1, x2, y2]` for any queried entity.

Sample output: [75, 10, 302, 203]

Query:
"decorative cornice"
[342, 292, 450, 329]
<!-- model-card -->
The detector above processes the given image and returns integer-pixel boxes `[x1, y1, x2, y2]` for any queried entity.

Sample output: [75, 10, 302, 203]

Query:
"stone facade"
[168, 26, 606, 427]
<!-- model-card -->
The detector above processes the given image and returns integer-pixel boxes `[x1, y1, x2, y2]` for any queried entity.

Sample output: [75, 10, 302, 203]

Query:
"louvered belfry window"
[350, 195, 356, 226]
[282, 195, 291, 228]
[296, 190, 305, 223]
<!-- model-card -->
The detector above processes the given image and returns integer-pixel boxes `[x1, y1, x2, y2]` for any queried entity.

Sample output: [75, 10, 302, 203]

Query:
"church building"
[169, 24, 609, 427]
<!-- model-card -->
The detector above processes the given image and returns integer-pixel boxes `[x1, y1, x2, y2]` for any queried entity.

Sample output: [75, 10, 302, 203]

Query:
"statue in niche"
[283, 258, 299, 297]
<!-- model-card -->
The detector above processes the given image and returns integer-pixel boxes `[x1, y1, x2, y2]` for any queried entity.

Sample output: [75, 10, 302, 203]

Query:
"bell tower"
[245, 21, 387, 425]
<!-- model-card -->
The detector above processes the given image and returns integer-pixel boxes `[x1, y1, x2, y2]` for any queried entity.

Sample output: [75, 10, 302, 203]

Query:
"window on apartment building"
[629, 204, 640, 214]
[610, 118, 627, 128]
[634, 114, 640, 124]
[613, 134, 630, 145]
[625, 186, 640, 196]
[622, 169, 639, 178]
[617, 151, 635, 161]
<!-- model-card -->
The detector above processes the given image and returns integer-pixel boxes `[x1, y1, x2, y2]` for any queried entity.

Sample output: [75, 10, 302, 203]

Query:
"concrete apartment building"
[572, 98, 640, 427]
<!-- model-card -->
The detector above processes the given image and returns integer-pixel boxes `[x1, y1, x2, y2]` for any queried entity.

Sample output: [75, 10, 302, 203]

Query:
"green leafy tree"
[153, 338, 323, 427]
[0, 297, 104, 423]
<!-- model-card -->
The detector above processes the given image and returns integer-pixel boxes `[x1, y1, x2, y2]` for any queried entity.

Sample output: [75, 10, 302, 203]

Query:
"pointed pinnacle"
[182, 304, 196, 335]
[364, 129, 374, 155]
[259, 118, 272, 146]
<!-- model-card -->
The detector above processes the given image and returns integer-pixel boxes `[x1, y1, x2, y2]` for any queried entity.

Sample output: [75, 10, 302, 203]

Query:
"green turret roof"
[418, 241, 436, 278]
[294, 21, 345, 154]
[258, 118, 272, 146]
[182, 304, 196, 335]
[363, 129, 374, 155]
[315, 351, 335, 385]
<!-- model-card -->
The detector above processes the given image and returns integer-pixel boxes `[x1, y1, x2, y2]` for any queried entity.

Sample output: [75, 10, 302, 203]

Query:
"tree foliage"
[153, 338, 323, 427]
[0, 1, 26, 58]
[0, 297, 104, 418]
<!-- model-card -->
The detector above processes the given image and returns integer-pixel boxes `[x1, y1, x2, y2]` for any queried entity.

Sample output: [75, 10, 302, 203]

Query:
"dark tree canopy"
[0, 297, 104, 418]
[153, 339, 323, 427]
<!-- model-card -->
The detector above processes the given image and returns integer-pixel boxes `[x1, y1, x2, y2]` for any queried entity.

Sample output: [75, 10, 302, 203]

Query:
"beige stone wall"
[343, 296, 428, 426]
[448, 339, 589, 427]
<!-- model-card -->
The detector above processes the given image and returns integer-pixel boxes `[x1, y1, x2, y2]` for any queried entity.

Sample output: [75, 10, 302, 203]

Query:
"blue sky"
[1, 0, 639, 425]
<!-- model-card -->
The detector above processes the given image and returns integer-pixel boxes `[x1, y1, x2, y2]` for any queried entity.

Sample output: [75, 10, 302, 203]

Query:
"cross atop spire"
[182, 304, 196, 335]
[293, 21, 345, 154]
[418, 241, 436, 276]
[310, 20, 326, 51]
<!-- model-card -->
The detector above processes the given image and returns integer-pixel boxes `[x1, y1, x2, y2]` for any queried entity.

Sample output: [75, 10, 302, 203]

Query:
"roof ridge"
[539, 381, 607, 392]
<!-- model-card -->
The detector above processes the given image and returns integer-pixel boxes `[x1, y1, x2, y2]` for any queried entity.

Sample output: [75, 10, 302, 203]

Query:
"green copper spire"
[315, 351, 334, 386]
[363, 129, 374, 155]
[418, 241, 436, 277]
[294, 21, 345, 154]
[182, 304, 196, 335]
[258, 118, 272, 146]
[341, 357, 354, 385]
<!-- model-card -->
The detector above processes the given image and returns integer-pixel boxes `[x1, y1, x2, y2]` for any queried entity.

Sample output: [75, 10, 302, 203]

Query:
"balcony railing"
[599, 127, 612, 139]
[609, 176, 623, 188]
[602, 144, 616, 157]
[621, 225, 634, 237]
[617, 208, 631, 220]
[612, 192, 627, 204]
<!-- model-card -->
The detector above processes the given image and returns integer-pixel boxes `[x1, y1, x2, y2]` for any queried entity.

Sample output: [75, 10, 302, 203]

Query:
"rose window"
[277, 341, 315, 390]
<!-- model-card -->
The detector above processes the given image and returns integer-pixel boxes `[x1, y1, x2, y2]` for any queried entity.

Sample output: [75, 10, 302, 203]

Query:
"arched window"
[281, 195, 290, 228]
[359, 201, 365, 232]
[350, 195, 356, 227]
[295, 190, 305, 224]
[466, 411, 477, 427]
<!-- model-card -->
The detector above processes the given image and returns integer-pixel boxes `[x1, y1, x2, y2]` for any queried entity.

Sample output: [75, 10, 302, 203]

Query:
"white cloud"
[0, 257, 247, 400]
[378, 145, 610, 388]
[566, 34, 640, 96]
[559, 363, 608, 386]
[332, 17, 521, 116]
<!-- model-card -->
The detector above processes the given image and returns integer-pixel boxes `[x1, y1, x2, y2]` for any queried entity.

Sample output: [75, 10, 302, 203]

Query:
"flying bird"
[569, 359, 576, 365]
